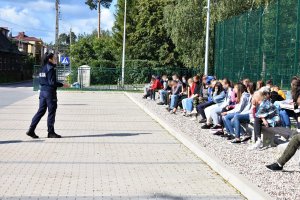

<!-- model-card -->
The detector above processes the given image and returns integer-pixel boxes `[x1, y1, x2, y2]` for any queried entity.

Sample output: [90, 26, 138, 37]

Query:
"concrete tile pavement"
[0, 91, 244, 199]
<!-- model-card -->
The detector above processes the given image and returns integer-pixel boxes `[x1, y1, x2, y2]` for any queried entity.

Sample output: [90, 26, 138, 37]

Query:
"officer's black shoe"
[26, 129, 39, 139]
[48, 132, 62, 138]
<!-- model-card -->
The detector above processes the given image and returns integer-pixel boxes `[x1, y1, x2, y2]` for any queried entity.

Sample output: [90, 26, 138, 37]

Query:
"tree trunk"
[98, 0, 101, 38]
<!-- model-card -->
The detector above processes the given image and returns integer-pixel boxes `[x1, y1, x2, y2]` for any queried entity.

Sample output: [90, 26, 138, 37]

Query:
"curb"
[125, 92, 273, 200]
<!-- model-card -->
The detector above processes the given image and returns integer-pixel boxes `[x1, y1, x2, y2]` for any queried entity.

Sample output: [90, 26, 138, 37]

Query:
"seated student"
[201, 82, 226, 129]
[243, 78, 250, 88]
[158, 76, 170, 105]
[266, 92, 300, 170]
[266, 79, 273, 89]
[278, 77, 300, 128]
[182, 76, 201, 116]
[195, 77, 216, 122]
[272, 85, 286, 100]
[148, 76, 163, 100]
[256, 80, 265, 91]
[177, 79, 188, 110]
[221, 83, 251, 142]
[248, 91, 281, 150]
[168, 80, 182, 114]
[143, 76, 155, 99]
[205, 78, 236, 132]
[182, 78, 194, 116]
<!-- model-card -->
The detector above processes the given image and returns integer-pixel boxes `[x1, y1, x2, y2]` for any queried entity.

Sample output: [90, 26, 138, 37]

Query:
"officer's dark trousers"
[30, 91, 57, 132]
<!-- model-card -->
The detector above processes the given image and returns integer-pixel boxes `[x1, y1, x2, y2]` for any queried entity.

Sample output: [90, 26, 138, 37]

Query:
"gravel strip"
[129, 93, 300, 200]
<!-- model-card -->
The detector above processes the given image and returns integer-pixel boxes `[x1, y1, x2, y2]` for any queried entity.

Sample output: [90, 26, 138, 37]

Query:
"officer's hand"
[56, 82, 64, 87]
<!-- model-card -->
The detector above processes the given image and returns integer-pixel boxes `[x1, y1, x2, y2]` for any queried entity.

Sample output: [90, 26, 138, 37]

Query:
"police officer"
[26, 53, 63, 139]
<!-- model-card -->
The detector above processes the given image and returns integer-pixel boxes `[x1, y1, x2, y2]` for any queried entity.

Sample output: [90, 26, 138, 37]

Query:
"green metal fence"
[214, 0, 300, 89]
[33, 65, 201, 91]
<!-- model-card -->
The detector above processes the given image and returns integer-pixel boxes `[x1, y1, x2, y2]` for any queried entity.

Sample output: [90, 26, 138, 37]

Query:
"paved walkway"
[0, 90, 244, 200]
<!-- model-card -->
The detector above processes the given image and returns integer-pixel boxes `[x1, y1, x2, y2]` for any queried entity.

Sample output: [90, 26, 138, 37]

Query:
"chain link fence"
[214, 0, 300, 89]
[33, 65, 201, 91]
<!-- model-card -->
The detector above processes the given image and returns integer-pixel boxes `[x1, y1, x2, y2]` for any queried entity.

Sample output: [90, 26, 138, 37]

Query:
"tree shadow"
[63, 132, 152, 138]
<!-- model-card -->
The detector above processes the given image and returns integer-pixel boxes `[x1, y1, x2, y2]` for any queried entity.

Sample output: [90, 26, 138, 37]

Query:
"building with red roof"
[12, 32, 45, 64]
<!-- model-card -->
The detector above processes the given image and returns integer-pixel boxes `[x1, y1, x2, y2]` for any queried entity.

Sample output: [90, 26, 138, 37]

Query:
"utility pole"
[55, 0, 60, 63]
[204, 0, 210, 76]
[98, 0, 101, 38]
[121, 0, 127, 87]
[69, 27, 72, 70]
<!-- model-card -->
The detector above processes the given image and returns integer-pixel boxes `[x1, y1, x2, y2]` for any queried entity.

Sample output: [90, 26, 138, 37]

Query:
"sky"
[0, 0, 117, 43]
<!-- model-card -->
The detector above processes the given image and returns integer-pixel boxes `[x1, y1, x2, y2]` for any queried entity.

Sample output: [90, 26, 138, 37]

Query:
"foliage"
[85, 0, 113, 9]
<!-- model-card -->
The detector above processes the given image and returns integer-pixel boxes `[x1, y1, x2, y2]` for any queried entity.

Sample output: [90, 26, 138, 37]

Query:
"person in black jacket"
[26, 53, 63, 139]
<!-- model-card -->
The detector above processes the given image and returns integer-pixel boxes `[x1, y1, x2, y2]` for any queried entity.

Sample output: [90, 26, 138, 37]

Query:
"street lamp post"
[204, 0, 210, 76]
[121, 0, 127, 87]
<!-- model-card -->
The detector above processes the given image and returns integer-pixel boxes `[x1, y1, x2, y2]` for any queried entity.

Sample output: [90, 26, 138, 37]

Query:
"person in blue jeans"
[168, 80, 182, 114]
[221, 83, 251, 142]
[278, 77, 300, 128]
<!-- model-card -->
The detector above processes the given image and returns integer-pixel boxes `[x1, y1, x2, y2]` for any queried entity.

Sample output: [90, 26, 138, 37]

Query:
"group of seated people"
[143, 74, 300, 171]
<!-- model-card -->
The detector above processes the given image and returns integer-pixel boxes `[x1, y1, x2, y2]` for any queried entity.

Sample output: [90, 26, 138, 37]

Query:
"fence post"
[258, 7, 263, 80]
[294, 0, 300, 75]
[243, 12, 249, 75]
[232, 17, 236, 74]
[274, 0, 280, 80]
[222, 22, 225, 78]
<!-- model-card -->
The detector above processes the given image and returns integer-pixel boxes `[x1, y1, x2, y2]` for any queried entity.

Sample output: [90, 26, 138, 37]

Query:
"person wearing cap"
[26, 53, 64, 139]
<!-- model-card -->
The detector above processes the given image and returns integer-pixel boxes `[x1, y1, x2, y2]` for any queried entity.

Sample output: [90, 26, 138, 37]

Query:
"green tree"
[164, 0, 206, 68]
[85, 0, 113, 38]
[128, 0, 179, 66]
[112, 0, 138, 60]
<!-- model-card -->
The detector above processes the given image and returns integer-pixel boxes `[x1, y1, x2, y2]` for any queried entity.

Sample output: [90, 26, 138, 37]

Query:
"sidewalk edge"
[125, 92, 272, 200]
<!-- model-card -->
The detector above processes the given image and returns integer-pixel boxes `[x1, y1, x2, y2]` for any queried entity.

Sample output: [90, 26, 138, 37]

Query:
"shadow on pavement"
[0, 80, 33, 88]
[0, 140, 44, 144]
[63, 132, 152, 138]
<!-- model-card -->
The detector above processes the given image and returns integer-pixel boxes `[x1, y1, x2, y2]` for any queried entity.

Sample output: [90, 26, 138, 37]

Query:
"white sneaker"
[209, 129, 220, 134]
[247, 139, 263, 150]
[191, 109, 197, 115]
[190, 116, 197, 121]
[185, 112, 192, 117]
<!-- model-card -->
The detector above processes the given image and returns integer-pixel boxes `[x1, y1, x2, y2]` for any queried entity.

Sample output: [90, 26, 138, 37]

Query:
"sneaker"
[209, 129, 220, 134]
[185, 112, 192, 117]
[190, 116, 197, 121]
[221, 134, 229, 138]
[201, 124, 212, 129]
[26, 129, 39, 139]
[170, 110, 176, 114]
[157, 102, 164, 105]
[213, 131, 224, 136]
[210, 125, 222, 130]
[266, 163, 283, 171]
[241, 135, 251, 143]
[231, 138, 241, 144]
[48, 132, 62, 138]
[227, 135, 235, 140]
[191, 109, 198, 115]
[247, 139, 263, 150]
[199, 118, 207, 124]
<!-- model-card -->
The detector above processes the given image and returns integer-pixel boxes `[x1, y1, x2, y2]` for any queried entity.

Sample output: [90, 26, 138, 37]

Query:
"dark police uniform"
[29, 62, 63, 137]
